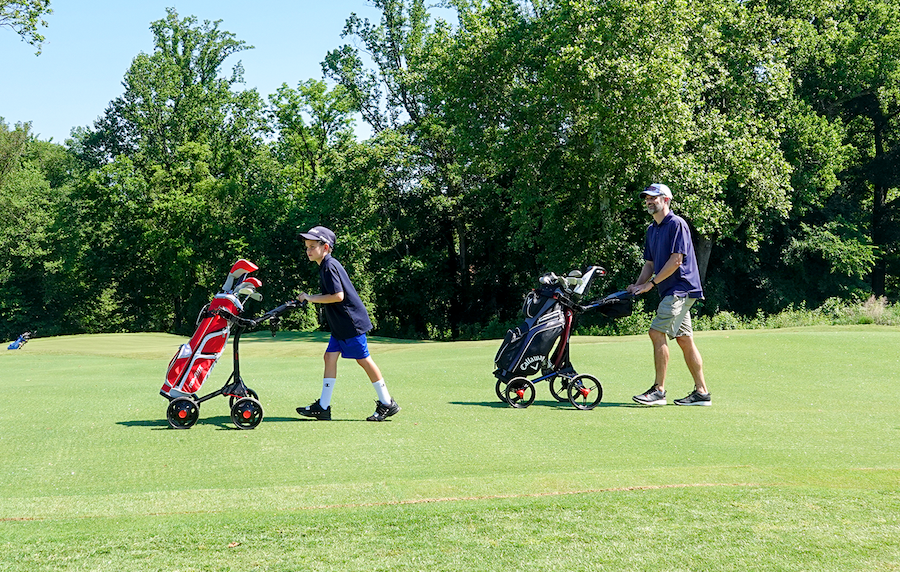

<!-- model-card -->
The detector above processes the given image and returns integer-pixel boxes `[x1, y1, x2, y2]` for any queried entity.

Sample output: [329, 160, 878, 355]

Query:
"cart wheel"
[504, 377, 535, 408]
[229, 388, 259, 409]
[231, 397, 264, 429]
[495, 378, 509, 403]
[567, 374, 603, 410]
[548, 375, 569, 402]
[166, 396, 199, 429]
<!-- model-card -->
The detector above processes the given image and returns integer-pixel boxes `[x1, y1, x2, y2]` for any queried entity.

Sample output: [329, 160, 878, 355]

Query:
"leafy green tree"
[66, 9, 272, 333]
[0, 0, 51, 54]
[323, 0, 478, 337]
[78, 8, 264, 177]
[425, 0, 820, 319]
[777, 0, 900, 297]
[269, 79, 355, 186]
[0, 117, 29, 188]
[318, 0, 817, 334]
[0, 120, 72, 339]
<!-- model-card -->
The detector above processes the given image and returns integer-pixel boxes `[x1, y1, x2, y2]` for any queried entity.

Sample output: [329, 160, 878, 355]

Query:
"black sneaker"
[296, 399, 332, 420]
[366, 399, 400, 422]
[674, 390, 711, 406]
[632, 386, 666, 405]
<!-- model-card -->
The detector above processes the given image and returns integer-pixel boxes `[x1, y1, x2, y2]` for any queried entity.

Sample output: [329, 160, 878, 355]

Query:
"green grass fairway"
[2, 327, 899, 571]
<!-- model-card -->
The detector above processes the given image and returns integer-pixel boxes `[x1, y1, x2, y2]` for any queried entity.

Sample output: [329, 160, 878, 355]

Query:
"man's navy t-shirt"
[643, 212, 704, 299]
[318, 254, 373, 340]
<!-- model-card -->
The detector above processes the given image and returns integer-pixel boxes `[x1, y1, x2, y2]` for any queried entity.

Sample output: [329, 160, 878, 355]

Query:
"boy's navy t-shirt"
[643, 212, 704, 299]
[319, 254, 373, 340]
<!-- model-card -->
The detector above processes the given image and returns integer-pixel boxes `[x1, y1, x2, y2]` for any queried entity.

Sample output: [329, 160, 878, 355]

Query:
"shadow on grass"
[450, 400, 642, 409]
[117, 415, 371, 430]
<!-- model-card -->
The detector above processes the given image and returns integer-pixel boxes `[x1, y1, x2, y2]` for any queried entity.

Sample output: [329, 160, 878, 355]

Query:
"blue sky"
[1, 1, 401, 142]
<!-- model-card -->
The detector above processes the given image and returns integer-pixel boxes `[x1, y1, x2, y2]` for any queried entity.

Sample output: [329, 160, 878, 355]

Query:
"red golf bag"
[160, 259, 262, 399]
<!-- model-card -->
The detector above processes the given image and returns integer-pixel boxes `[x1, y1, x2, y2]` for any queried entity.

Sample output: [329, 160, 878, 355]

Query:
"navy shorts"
[325, 333, 371, 359]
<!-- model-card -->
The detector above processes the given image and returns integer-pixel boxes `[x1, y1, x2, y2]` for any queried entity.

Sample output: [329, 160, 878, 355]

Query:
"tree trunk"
[447, 225, 461, 340]
[173, 295, 183, 333]
[872, 181, 887, 296]
[871, 114, 888, 297]
[695, 235, 714, 286]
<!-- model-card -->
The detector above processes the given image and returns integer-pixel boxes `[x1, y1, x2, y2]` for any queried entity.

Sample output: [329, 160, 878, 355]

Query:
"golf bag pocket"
[495, 304, 566, 377]
[495, 326, 526, 372]
[598, 298, 633, 318]
[165, 343, 193, 382]
[161, 295, 238, 398]
[597, 291, 634, 319]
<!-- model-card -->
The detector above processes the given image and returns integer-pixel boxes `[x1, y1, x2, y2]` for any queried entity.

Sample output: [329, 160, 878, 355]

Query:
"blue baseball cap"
[299, 226, 336, 247]
[640, 183, 673, 199]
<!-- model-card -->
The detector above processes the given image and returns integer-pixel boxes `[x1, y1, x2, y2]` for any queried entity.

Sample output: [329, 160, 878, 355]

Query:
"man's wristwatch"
[650, 278, 658, 287]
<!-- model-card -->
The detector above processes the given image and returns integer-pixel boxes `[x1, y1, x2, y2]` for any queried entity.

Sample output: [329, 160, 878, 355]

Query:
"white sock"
[372, 379, 391, 405]
[319, 378, 336, 409]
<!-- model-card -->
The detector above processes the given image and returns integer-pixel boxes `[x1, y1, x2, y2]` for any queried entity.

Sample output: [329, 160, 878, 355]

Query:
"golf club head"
[539, 272, 559, 286]
[572, 265, 606, 296]
[234, 278, 263, 293]
[222, 259, 259, 292]
[237, 287, 263, 303]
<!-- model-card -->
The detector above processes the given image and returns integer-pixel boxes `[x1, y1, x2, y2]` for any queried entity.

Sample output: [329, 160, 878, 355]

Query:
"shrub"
[694, 310, 745, 331]
[432, 295, 899, 340]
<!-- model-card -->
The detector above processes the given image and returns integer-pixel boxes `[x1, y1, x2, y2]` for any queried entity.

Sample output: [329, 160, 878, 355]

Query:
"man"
[627, 183, 711, 406]
[295, 226, 400, 421]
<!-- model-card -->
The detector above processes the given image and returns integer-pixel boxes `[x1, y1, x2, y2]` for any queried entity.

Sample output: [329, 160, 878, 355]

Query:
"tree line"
[1, 0, 898, 341]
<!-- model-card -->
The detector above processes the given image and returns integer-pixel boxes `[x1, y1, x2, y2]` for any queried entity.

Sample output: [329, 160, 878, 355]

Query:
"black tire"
[495, 378, 509, 403]
[567, 373, 603, 410]
[504, 377, 535, 409]
[229, 388, 259, 408]
[230, 397, 264, 429]
[548, 375, 569, 402]
[167, 396, 199, 429]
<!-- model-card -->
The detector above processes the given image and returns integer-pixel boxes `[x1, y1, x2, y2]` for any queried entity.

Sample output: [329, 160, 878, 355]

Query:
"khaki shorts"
[651, 295, 696, 339]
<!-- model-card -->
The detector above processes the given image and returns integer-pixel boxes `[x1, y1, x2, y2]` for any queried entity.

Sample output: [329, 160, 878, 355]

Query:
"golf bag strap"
[215, 307, 257, 329]
[551, 307, 574, 369]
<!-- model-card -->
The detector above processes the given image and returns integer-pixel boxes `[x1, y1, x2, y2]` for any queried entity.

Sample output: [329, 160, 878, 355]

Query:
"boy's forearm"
[299, 292, 345, 304]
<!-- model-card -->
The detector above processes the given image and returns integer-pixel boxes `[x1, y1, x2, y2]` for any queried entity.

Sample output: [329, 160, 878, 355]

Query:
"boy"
[295, 226, 400, 421]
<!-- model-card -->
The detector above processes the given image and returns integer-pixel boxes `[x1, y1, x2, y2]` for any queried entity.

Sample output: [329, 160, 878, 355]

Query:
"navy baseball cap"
[640, 183, 673, 199]
[299, 226, 336, 247]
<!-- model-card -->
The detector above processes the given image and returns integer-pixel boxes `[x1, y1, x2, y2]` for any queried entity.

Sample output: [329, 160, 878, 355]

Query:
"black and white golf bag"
[493, 266, 607, 383]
